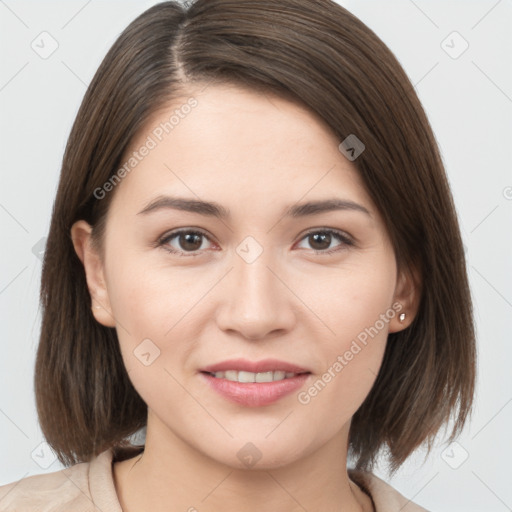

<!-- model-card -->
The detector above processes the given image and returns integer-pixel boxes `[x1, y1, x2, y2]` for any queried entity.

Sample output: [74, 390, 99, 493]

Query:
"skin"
[72, 83, 419, 512]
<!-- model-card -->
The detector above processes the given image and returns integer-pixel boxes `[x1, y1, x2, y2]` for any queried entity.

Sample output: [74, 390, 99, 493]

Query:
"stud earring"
[399, 313, 406, 323]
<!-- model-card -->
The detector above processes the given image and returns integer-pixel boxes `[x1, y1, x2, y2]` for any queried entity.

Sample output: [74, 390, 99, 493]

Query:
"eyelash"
[156, 228, 354, 258]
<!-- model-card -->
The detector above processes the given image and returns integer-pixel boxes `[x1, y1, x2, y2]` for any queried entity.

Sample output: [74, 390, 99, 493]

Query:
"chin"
[199, 432, 311, 472]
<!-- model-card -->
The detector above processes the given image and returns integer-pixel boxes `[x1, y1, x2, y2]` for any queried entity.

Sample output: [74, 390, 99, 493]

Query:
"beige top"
[0, 447, 429, 511]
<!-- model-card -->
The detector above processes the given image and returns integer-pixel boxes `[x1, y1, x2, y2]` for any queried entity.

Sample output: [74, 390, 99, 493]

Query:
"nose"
[215, 253, 296, 340]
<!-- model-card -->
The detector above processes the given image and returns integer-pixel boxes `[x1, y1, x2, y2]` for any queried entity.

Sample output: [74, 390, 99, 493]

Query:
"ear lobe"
[70, 220, 116, 328]
[388, 264, 421, 333]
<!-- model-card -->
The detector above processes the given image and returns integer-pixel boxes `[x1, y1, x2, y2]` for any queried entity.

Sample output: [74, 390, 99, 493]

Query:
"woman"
[0, 0, 475, 510]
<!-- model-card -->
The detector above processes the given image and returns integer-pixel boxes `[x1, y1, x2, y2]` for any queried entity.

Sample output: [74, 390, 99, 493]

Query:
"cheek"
[301, 254, 396, 342]
[295, 259, 396, 411]
[105, 262, 193, 412]
[106, 252, 195, 335]
[105, 256, 213, 380]
[296, 313, 390, 433]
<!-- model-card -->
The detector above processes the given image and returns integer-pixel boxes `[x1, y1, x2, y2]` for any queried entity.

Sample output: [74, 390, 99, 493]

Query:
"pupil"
[310, 233, 330, 250]
[181, 233, 202, 251]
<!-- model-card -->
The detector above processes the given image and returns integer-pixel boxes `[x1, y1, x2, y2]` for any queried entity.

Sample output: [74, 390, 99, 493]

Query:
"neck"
[113, 411, 373, 512]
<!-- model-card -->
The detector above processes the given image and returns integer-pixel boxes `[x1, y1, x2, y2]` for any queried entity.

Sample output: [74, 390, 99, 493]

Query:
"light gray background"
[1, 1, 511, 511]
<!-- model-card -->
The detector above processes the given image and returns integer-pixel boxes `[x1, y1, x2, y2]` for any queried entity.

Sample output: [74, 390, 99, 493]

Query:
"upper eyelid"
[159, 227, 212, 243]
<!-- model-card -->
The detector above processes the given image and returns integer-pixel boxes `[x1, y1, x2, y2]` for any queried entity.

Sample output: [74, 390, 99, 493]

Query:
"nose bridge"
[215, 242, 295, 339]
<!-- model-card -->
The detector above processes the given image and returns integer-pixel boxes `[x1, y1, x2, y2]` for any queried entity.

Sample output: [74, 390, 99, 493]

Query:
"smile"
[204, 370, 306, 383]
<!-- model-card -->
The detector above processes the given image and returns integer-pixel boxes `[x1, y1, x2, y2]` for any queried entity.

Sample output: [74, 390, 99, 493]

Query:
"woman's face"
[75, 83, 414, 469]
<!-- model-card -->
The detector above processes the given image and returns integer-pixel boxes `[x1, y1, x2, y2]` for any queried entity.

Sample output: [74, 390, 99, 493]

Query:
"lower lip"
[199, 372, 311, 407]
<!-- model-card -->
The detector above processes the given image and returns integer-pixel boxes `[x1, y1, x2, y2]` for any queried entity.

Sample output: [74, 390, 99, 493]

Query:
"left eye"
[159, 229, 212, 256]
[158, 228, 353, 257]
[296, 229, 353, 254]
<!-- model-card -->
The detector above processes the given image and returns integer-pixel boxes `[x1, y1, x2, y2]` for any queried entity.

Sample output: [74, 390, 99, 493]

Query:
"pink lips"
[200, 358, 310, 374]
[199, 358, 311, 407]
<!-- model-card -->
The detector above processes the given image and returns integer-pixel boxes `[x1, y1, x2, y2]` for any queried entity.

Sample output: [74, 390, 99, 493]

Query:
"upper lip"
[200, 358, 310, 374]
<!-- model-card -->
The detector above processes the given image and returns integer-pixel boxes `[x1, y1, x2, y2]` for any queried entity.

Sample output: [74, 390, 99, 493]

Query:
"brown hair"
[35, 0, 476, 473]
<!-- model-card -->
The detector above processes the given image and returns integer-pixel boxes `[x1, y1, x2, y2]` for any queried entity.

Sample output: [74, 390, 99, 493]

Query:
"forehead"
[109, 83, 374, 217]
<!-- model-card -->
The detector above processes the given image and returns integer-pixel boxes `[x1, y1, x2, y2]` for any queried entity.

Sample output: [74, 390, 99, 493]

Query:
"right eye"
[157, 229, 215, 257]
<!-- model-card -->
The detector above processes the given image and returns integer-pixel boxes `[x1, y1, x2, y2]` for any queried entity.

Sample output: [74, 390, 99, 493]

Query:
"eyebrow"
[137, 195, 371, 219]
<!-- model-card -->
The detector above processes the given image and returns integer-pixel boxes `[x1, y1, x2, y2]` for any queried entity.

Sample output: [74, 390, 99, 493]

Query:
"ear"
[388, 264, 421, 333]
[70, 220, 116, 328]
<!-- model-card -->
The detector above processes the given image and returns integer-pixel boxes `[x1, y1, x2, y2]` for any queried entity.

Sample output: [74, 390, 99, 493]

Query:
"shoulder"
[0, 460, 93, 512]
[349, 469, 431, 512]
[0, 448, 121, 512]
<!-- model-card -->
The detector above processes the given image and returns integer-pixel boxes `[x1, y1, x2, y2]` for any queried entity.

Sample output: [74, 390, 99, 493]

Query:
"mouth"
[200, 369, 311, 383]
[199, 367, 312, 407]
[198, 358, 312, 406]
[199, 358, 312, 383]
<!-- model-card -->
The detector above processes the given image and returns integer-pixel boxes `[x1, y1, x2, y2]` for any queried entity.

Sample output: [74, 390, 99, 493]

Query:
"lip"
[199, 372, 311, 407]
[200, 358, 310, 374]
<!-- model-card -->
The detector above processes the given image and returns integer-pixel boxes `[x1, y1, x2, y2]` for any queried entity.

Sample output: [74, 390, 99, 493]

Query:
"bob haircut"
[36, 0, 476, 473]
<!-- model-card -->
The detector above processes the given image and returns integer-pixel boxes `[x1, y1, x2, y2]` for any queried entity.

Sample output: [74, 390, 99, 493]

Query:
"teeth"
[255, 371, 274, 383]
[212, 370, 300, 382]
[224, 370, 238, 381]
